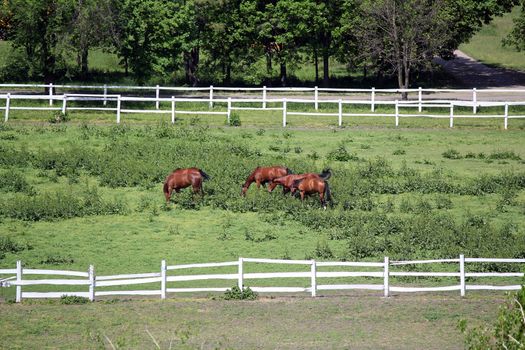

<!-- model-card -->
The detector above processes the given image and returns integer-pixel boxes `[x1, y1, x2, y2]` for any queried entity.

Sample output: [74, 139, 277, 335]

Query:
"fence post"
[338, 99, 343, 127]
[418, 87, 422, 112]
[383, 257, 389, 297]
[4, 93, 10, 122]
[171, 96, 176, 124]
[395, 100, 399, 127]
[161, 260, 167, 300]
[16, 260, 22, 303]
[49, 83, 53, 106]
[472, 88, 477, 114]
[116, 95, 121, 124]
[103, 84, 108, 106]
[238, 257, 244, 289]
[62, 94, 67, 115]
[504, 103, 508, 130]
[449, 104, 454, 128]
[88, 265, 95, 302]
[209, 85, 214, 109]
[314, 86, 319, 110]
[227, 97, 232, 124]
[282, 98, 287, 127]
[371, 87, 375, 112]
[460, 254, 465, 297]
[155, 85, 160, 110]
[262, 86, 267, 109]
[311, 260, 317, 297]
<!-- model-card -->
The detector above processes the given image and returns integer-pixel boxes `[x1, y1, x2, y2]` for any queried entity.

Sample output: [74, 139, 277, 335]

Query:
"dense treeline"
[0, 0, 522, 87]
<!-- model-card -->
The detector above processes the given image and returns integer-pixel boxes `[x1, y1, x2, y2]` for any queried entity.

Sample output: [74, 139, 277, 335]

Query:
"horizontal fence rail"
[1, 84, 524, 128]
[1, 255, 524, 302]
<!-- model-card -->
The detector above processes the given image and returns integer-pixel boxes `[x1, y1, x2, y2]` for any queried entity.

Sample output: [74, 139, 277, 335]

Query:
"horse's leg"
[256, 180, 261, 189]
[268, 181, 278, 192]
[300, 191, 306, 201]
[282, 187, 290, 195]
[165, 186, 172, 203]
[320, 191, 326, 209]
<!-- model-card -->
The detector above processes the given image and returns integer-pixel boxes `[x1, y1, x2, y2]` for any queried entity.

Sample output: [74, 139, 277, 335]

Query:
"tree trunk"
[80, 47, 89, 79]
[280, 62, 287, 86]
[314, 48, 319, 85]
[266, 55, 272, 74]
[322, 49, 329, 87]
[226, 61, 231, 85]
[185, 47, 200, 87]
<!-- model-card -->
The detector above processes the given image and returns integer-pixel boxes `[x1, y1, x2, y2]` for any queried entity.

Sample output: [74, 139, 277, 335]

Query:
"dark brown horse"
[163, 168, 210, 203]
[292, 169, 332, 208]
[271, 169, 332, 194]
[241, 166, 292, 196]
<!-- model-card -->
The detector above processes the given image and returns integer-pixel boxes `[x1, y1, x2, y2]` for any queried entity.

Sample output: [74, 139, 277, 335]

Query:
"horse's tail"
[324, 181, 332, 204]
[319, 168, 332, 181]
[199, 169, 211, 181]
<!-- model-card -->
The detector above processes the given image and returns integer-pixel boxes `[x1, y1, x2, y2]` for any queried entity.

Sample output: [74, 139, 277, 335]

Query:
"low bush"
[0, 171, 33, 194]
[442, 149, 462, 159]
[223, 286, 258, 300]
[0, 187, 128, 221]
[60, 295, 89, 304]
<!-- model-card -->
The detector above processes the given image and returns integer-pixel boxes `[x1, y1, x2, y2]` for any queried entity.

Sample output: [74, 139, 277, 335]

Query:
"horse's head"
[319, 168, 332, 181]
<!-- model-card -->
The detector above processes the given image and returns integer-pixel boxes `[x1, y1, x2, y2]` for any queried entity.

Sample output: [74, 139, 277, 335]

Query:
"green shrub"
[48, 112, 70, 124]
[392, 149, 406, 155]
[488, 150, 521, 161]
[223, 286, 258, 300]
[0, 171, 33, 194]
[60, 295, 89, 305]
[0, 236, 27, 260]
[442, 149, 462, 159]
[460, 286, 525, 349]
[228, 112, 241, 126]
[327, 144, 359, 162]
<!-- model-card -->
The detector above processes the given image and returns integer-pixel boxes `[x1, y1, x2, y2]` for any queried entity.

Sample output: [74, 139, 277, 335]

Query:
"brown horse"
[292, 169, 332, 208]
[241, 166, 292, 196]
[163, 168, 210, 203]
[270, 169, 332, 195]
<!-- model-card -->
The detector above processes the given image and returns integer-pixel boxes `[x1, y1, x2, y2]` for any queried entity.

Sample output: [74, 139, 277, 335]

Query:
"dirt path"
[435, 50, 525, 89]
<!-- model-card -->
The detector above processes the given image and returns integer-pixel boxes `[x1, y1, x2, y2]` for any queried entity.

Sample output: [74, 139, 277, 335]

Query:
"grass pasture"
[460, 6, 525, 71]
[0, 117, 524, 348]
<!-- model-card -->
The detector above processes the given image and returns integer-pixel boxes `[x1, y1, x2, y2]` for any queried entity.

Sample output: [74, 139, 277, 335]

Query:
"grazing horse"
[292, 170, 332, 209]
[271, 169, 332, 195]
[163, 168, 210, 203]
[241, 166, 292, 196]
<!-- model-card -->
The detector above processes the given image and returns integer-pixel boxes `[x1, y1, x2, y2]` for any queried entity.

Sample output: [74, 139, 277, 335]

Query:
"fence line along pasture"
[1, 255, 524, 302]
[1, 84, 525, 128]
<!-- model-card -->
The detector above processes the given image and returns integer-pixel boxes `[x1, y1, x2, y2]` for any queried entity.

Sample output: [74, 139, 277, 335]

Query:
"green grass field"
[460, 6, 525, 71]
[0, 111, 524, 347]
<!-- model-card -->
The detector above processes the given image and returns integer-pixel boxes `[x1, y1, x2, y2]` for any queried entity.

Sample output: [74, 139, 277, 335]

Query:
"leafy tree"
[113, 0, 175, 83]
[0, 0, 12, 40]
[8, 0, 75, 82]
[254, 0, 318, 86]
[356, 0, 450, 98]
[504, 1, 525, 51]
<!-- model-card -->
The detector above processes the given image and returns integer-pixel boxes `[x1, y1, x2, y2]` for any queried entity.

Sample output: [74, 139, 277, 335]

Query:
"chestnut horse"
[270, 169, 332, 195]
[292, 170, 332, 208]
[241, 166, 292, 196]
[163, 168, 210, 203]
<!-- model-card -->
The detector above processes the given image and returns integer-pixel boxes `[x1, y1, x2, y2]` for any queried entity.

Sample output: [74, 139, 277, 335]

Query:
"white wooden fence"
[1, 255, 523, 302]
[1, 84, 525, 128]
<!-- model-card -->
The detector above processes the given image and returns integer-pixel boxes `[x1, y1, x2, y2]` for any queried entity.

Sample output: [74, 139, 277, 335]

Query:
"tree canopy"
[0, 0, 521, 88]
